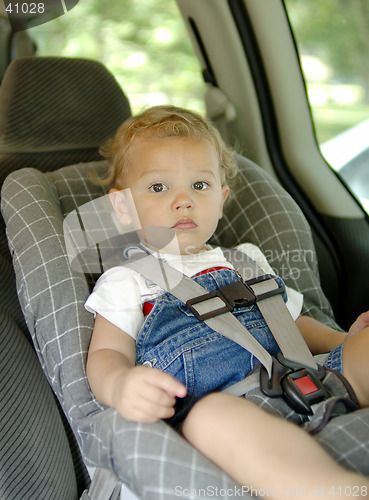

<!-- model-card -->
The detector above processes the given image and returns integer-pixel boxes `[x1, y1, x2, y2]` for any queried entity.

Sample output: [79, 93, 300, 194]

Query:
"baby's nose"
[172, 192, 194, 211]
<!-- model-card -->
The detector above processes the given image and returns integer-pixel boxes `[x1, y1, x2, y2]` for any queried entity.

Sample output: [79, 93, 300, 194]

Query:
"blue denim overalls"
[136, 268, 286, 427]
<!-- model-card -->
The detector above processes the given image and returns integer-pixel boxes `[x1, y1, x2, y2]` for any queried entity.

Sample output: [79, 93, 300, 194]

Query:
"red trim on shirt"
[192, 266, 230, 277]
[143, 302, 154, 315]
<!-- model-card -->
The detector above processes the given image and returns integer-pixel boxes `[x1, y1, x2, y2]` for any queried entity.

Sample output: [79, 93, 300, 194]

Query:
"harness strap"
[81, 468, 121, 500]
[223, 248, 316, 369]
[125, 246, 275, 377]
[124, 245, 317, 378]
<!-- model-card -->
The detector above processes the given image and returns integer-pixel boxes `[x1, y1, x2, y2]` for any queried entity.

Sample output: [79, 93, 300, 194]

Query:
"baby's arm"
[86, 313, 187, 423]
[295, 315, 346, 355]
[296, 311, 369, 355]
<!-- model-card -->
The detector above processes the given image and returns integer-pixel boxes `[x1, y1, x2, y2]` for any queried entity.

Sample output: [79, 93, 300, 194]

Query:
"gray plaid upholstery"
[2, 157, 369, 498]
[314, 410, 369, 475]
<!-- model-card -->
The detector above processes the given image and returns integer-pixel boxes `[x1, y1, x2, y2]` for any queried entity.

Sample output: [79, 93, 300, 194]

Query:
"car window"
[284, 0, 369, 212]
[26, 0, 205, 115]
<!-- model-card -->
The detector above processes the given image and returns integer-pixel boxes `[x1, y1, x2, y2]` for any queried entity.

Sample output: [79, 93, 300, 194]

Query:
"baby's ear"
[109, 188, 132, 226]
[219, 184, 230, 219]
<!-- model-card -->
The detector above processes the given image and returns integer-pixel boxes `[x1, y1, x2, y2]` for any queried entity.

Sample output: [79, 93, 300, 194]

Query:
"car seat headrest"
[0, 56, 131, 154]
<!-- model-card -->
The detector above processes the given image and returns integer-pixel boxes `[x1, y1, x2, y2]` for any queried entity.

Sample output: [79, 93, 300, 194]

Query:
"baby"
[85, 105, 369, 498]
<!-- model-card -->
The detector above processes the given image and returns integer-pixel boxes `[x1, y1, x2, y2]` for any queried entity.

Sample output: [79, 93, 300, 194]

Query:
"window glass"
[27, 0, 205, 115]
[284, 0, 369, 211]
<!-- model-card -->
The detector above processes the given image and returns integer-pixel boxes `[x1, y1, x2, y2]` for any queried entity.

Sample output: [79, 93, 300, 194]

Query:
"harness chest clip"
[186, 280, 256, 321]
[186, 274, 285, 322]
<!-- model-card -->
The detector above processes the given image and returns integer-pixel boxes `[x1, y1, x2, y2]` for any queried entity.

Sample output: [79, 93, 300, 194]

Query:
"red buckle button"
[293, 375, 319, 396]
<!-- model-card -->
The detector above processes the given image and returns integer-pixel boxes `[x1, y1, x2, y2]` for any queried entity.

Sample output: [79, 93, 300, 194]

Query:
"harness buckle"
[186, 280, 256, 321]
[247, 274, 285, 301]
[260, 353, 330, 415]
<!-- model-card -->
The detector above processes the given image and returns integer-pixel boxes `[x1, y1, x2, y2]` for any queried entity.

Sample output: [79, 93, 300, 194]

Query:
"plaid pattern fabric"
[2, 157, 368, 498]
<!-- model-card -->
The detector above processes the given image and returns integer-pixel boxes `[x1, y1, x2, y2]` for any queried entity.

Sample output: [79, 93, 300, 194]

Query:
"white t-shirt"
[85, 244, 303, 339]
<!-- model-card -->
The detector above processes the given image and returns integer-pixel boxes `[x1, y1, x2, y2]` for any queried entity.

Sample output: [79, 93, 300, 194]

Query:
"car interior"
[1, 1, 369, 499]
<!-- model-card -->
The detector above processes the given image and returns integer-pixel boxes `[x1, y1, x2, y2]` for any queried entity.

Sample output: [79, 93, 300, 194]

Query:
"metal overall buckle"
[260, 353, 330, 415]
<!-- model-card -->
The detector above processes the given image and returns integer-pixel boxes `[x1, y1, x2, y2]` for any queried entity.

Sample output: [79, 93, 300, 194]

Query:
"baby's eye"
[149, 183, 168, 193]
[192, 181, 209, 191]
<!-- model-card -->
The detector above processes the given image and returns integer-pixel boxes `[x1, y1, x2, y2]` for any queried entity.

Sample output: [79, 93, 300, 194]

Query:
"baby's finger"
[135, 397, 177, 422]
[143, 367, 187, 398]
[138, 382, 177, 408]
[117, 383, 176, 423]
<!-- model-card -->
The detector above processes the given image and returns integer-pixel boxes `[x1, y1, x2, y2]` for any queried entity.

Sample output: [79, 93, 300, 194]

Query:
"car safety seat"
[2, 57, 369, 500]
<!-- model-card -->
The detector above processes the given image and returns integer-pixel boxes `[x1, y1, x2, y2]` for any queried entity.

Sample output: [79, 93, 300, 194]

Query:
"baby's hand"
[112, 365, 187, 423]
[348, 310, 369, 337]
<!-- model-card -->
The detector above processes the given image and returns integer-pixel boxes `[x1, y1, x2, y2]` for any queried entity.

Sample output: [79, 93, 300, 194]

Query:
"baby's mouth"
[172, 218, 197, 230]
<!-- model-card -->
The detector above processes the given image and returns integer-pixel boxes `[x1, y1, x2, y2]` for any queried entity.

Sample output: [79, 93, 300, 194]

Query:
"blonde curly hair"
[98, 105, 238, 190]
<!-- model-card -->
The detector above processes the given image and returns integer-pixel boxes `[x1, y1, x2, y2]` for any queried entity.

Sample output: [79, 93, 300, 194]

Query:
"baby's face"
[114, 136, 228, 254]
